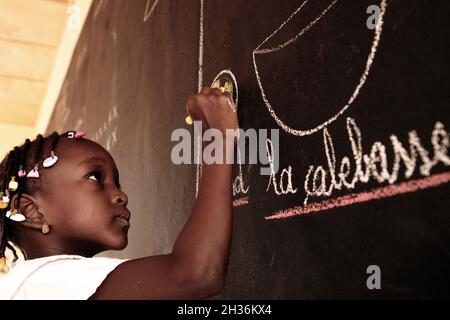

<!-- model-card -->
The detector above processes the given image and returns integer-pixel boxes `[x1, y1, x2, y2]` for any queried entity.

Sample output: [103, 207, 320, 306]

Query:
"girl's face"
[37, 138, 130, 256]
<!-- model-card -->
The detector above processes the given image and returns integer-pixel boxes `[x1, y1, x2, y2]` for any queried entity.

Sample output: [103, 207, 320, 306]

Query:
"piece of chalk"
[185, 81, 234, 126]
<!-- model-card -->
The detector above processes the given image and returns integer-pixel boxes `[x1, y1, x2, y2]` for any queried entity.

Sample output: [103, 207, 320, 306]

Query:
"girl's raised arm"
[90, 87, 237, 299]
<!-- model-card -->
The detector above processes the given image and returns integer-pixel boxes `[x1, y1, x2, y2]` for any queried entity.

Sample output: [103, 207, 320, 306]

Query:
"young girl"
[0, 87, 237, 299]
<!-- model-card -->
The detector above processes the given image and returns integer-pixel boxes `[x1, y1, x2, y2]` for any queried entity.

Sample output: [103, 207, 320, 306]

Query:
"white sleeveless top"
[0, 255, 126, 300]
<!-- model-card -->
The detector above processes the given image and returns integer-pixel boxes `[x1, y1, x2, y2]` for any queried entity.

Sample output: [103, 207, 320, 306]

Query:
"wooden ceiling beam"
[0, 39, 55, 82]
[0, 0, 68, 47]
[0, 101, 39, 126]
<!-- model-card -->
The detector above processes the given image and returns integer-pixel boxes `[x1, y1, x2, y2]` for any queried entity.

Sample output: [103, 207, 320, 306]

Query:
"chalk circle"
[211, 70, 239, 111]
[253, 0, 387, 137]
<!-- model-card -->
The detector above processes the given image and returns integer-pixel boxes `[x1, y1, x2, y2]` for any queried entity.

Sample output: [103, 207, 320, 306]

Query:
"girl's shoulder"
[0, 254, 127, 300]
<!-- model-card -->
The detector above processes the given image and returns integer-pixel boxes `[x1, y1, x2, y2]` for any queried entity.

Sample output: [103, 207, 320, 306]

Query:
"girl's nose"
[113, 189, 128, 207]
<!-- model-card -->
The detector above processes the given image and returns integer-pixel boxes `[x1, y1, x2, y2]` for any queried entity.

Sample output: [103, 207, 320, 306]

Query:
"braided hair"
[0, 132, 62, 261]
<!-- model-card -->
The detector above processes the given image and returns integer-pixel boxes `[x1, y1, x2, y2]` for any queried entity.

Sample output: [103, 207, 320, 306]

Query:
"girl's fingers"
[199, 86, 210, 94]
[221, 91, 235, 111]
[210, 87, 223, 96]
[186, 88, 237, 132]
[186, 95, 205, 121]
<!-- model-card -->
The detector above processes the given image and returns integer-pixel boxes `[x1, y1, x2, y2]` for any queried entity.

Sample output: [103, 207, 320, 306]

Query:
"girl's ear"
[9, 193, 45, 231]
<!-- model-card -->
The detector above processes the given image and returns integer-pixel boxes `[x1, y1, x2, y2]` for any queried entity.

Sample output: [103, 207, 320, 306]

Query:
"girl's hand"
[186, 87, 238, 135]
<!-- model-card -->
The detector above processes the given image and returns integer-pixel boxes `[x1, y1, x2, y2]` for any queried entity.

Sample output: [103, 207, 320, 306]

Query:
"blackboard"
[47, 0, 450, 298]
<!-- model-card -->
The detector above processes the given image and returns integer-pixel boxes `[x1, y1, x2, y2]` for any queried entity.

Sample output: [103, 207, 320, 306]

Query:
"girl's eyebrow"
[78, 156, 121, 187]
[77, 157, 107, 168]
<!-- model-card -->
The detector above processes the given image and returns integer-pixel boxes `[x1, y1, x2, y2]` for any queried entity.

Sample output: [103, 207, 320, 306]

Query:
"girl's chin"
[108, 231, 129, 250]
[116, 236, 128, 250]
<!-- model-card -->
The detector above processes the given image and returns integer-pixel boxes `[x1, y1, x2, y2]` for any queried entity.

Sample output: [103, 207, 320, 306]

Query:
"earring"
[0, 192, 8, 209]
[0, 257, 9, 274]
[41, 222, 50, 234]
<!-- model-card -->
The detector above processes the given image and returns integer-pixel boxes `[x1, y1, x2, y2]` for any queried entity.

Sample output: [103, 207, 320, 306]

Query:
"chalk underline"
[232, 196, 249, 207]
[232, 171, 450, 220]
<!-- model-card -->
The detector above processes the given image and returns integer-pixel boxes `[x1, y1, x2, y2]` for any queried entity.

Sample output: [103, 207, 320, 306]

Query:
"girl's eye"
[88, 172, 102, 183]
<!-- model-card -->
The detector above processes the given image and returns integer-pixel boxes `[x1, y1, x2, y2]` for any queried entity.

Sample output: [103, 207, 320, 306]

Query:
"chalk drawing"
[233, 168, 249, 196]
[90, 27, 121, 152]
[211, 69, 239, 108]
[73, 104, 87, 132]
[143, 0, 160, 22]
[266, 138, 297, 195]
[266, 171, 450, 220]
[91, 105, 119, 152]
[93, 0, 107, 20]
[198, 0, 205, 93]
[75, 44, 88, 73]
[195, 0, 206, 196]
[266, 118, 450, 219]
[194, 68, 246, 197]
[252, 0, 388, 136]
[195, 2, 245, 197]
[233, 196, 249, 207]
[302, 118, 450, 204]
[197, 0, 447, 220]
[213, 70, 249, 197]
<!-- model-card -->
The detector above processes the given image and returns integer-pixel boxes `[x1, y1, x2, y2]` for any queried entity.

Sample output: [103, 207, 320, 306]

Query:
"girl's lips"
[114, 208, 131, 225]
[114, 217, 130, 227]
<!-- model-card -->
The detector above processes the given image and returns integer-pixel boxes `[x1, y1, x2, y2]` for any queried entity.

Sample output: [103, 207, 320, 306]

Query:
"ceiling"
[0, 0, 70, 159]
